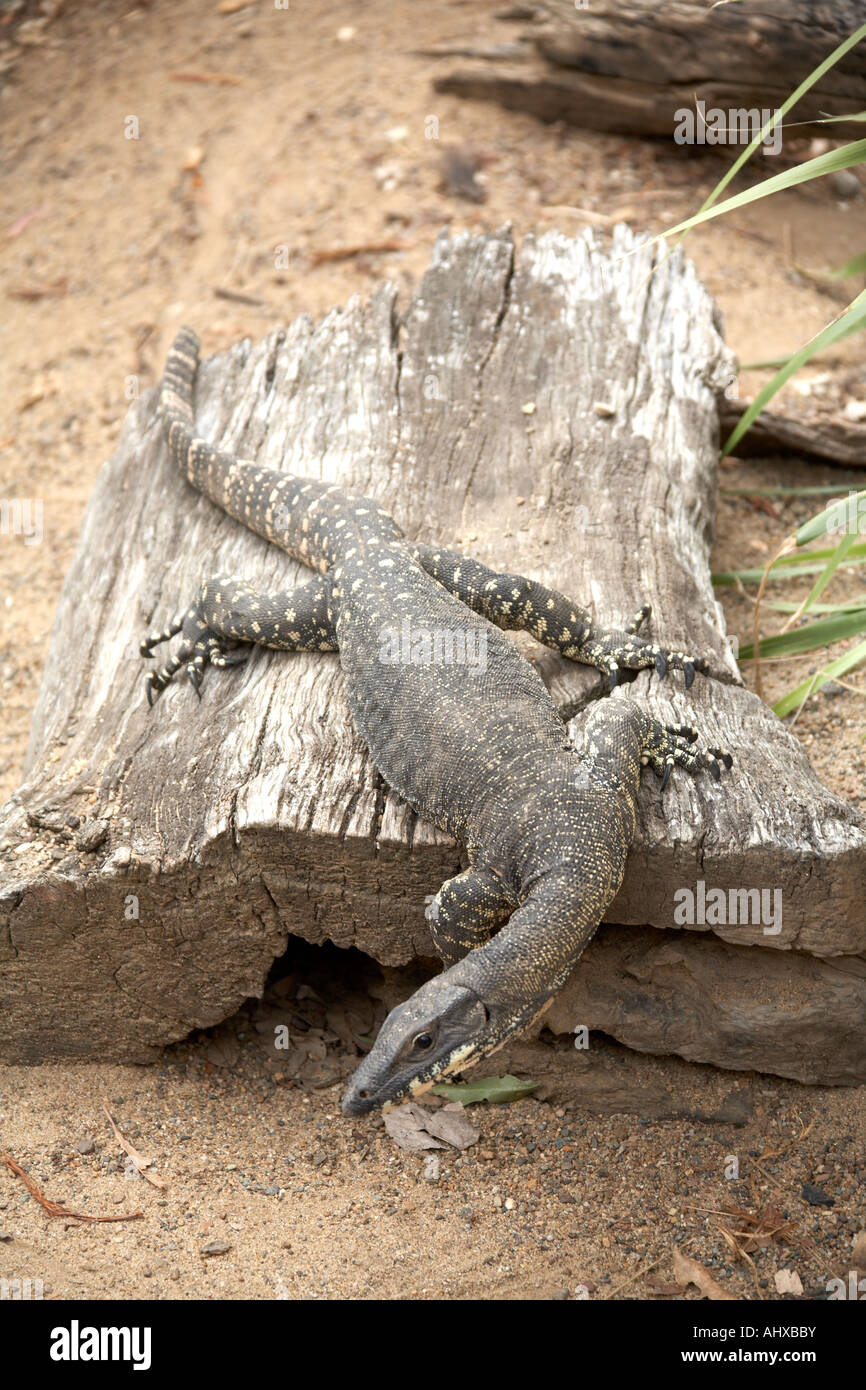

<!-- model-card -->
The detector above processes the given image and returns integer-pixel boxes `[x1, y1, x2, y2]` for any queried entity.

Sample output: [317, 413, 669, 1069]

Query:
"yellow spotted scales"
[143, 328, 732, 1115]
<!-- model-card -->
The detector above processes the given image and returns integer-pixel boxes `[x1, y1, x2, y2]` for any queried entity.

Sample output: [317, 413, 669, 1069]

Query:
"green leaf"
[722, 289, 866, 456]
[794, 487, 866, 546]
[431, 1074, 539, 1105]
[738, 606, 866, 660]
[773, 639, 866, 718]
[829, 250, 866, 279]
[662, 139, 866, 243]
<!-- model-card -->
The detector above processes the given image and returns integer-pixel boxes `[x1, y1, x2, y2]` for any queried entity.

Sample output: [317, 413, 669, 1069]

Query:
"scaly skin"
[145, 327, 732, 1117]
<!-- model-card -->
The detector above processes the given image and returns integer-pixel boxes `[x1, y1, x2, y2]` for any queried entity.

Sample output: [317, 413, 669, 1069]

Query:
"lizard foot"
[641, 720, 733, 790]
[141, 611, 247, 707]
[579, 603, 710, 691]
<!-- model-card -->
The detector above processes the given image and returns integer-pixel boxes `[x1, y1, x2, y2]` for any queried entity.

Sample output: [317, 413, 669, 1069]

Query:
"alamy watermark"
[827, 1271, 866, 1300]
[674, 880, 782, 935]
[1, 1276, 43, 1300]
[825, 491, 866, 536]
[378, 619, 487, 674]
[0, 497, 42, 546]
[674, 102, 782, 155]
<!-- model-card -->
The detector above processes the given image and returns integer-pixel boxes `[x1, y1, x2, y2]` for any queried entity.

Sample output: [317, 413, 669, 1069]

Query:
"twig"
[2, 1151, 143, 1222]
[170, 71, 243, 86]
[309, 240, 413, 267]
[213, 286, 266, 307]
[7, 280, 68, 300]
[541, 204, 638, 228]
[5, 208, 46, 240]
[603, 1236, 699, 1300]
[717, 1224, 764, 1298]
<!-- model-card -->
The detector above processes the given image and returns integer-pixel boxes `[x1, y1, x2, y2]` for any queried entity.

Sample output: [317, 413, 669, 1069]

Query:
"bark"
[433, 1, 866, 141]
[1, 226, 863, 1078]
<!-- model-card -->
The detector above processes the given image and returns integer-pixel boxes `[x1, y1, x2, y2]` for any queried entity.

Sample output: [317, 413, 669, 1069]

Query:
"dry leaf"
[773, 1268, 803, 1296]
[672, 1248, 738, 1301]
[421, 1102, 480, 1150]
[103, 1106, 166, 1190]
[383, 1104, 445, 1153]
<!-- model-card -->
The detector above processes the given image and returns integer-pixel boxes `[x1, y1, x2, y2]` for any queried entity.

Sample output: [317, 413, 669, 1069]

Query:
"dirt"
[0, 0, 864, 1301]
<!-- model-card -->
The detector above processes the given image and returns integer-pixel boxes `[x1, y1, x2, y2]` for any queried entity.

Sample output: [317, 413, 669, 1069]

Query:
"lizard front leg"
[425, 865, 515, 967]
[141, 572, 336, 704]
[575, 699, 733, 796]
[416, 546, 707, 689]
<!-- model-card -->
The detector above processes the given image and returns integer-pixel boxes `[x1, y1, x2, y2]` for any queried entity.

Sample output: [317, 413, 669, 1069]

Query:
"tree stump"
[1, 227, 864, 1080]
[432, 1, 866, 141]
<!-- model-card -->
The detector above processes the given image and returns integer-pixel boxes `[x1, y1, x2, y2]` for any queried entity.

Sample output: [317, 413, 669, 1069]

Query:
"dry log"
[433, 1, 866, 141]
[0, 227, 863, 1077]
[720, 397, 866, 466]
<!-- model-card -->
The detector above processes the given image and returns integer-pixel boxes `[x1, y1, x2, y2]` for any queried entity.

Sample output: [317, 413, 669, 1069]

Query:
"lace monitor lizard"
[145, 327, 732, 1117]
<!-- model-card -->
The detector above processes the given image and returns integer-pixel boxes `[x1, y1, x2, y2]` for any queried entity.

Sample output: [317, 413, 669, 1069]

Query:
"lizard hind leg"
[425, 866, 515, 969]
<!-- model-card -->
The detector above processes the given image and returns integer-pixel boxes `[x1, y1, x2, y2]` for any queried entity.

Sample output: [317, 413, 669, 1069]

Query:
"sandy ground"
[0, 0, 864, 1301]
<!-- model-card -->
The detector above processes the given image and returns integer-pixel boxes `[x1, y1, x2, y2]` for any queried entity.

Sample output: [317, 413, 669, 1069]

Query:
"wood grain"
[0, 227, 863, 1076]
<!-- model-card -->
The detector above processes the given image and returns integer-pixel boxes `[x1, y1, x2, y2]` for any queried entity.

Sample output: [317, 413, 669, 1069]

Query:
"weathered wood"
[721, 398, 866, 466]
[541, 927, 866, 1086]
[1, 227, 863, 1075]
[433, 1, 866, 141]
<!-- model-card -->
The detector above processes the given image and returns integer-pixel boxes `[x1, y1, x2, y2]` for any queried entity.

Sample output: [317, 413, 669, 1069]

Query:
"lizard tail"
[160, 326, 221, 494]
[158, 326, 331, 566]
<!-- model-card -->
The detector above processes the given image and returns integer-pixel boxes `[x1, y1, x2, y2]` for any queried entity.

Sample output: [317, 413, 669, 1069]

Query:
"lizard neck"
[448, 863, 619, 1019]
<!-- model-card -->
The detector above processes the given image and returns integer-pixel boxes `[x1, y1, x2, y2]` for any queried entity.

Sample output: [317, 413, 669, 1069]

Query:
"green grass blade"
[661, 139, 866, 240]
[722, 290, 866, 455]
[829, 250, 866, 278]
[712, 543, 866, 585]
[794, 528, 861, 617]
[773, 639, 866, 718]
[674, 22, 866, 230]
[739, 607, 866, 660]
[765, 599, 866, 614]
[740, 310, 866, 368]
[794, 486, 866, 546]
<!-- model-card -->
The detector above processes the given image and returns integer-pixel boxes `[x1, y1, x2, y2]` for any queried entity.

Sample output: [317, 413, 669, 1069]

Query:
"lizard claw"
[187, 663, 203, 698]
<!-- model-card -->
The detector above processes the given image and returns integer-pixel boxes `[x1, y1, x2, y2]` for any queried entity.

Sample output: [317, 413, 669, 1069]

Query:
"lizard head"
[341, 965, 552, 1116]
[341, 974, 494, 1116]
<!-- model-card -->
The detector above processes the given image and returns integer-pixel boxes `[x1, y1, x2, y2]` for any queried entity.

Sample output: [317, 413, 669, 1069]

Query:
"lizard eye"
[413, 1031, 434, 1052]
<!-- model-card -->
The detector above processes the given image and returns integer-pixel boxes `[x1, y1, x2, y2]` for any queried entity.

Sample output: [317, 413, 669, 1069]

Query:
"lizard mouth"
[340, 986, 490, 1117]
